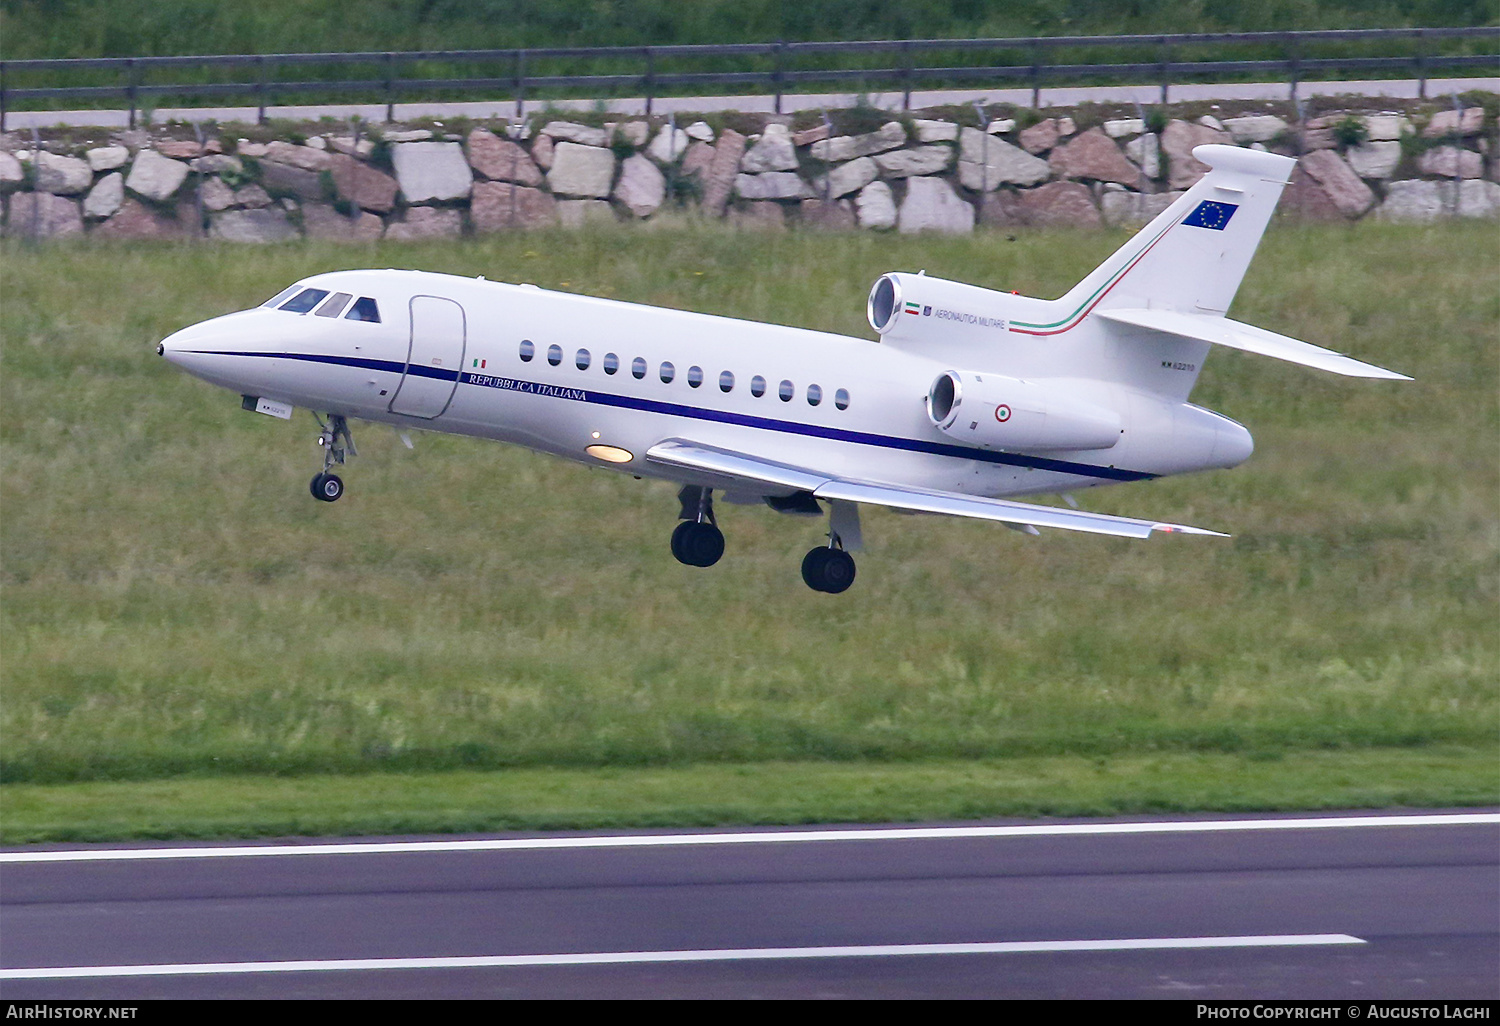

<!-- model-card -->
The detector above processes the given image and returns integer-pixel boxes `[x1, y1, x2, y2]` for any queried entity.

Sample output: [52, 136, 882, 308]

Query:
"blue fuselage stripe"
[188, 350, 1155, 483]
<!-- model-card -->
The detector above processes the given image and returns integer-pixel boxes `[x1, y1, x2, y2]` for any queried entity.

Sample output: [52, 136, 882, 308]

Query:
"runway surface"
[2, 811, 1496, 999]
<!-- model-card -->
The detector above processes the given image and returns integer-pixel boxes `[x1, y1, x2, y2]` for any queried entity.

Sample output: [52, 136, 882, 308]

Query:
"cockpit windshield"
[261, 285, 302, 308]
[267, 288, 381, 323]
[279, 288, 331, 313]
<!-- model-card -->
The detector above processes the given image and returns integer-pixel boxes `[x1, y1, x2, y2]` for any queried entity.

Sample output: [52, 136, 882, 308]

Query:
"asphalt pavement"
[2, 811, 1496, 998]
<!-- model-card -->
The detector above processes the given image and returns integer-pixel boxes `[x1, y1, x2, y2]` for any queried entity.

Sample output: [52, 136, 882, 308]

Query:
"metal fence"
[2, 27, 1497, 131]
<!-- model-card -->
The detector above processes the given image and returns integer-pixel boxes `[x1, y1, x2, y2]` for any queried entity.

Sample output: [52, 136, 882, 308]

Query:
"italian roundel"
[1182, 200, 1238, 230]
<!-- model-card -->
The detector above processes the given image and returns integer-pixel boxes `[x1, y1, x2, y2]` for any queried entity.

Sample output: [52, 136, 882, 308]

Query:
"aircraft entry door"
[389, 296, 466, 419]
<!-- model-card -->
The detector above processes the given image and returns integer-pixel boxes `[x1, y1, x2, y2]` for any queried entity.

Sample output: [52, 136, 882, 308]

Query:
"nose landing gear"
[310, 414, 356, 503]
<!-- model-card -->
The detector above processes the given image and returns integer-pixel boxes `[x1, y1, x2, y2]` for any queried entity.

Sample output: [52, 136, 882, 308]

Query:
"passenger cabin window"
[687, 366, 703, 388]
[280, 288, 330, 313]
[315, 293, 352, 318]
[751, 376, 767, 398]
[262, 285, 302, 308]
[659, 362, 676, 384]
[719, 371, 735, 393]
[576, 349, 591, 370]
[345, 297, 381, 322]
[835, 388, 850, 411]
[519, 339, 535, 362]
[778, 379, 794, 402]
[603, 353, 619, 375]
[547, 344, 563, 367]
[632, 357, 647, 380]
[807, 384, 823, 406]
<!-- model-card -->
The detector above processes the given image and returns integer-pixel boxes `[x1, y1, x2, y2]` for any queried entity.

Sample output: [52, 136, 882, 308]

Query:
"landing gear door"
[389, 296, 466, 419]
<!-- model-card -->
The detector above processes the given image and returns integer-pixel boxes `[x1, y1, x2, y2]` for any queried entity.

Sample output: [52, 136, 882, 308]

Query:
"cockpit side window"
[280, 288, 330, 313]
[345, 297, 381, 323]
[262, 285, 303, 308]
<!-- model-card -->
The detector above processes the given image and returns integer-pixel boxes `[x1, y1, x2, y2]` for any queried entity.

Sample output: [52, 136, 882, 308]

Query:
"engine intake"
[927, 370, 1121, 452]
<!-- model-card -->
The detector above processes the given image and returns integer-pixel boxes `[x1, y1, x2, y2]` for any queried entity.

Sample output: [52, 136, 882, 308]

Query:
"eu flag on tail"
[1183, 200, 1238, 230]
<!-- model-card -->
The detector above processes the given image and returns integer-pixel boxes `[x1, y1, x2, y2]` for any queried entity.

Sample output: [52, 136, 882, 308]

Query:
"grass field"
[2, 1, 1486, 60]
[1, 221, 1496, 841]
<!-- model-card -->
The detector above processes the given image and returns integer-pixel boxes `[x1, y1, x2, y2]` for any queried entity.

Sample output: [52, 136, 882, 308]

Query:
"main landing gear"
[310, 414, 356, 503]
[802, 498, 861, 593]
[801, 543, 856, 594]
[671, 486, 725, 567]
[668, 487, 861, 592]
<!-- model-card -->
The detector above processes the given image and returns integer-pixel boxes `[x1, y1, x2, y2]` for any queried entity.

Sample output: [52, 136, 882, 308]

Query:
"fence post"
[384, 52, 396, 123]
[1415, 28, 1428, 100]
[900, 40, 912, 111]
[773, 40, 786, 116]
[644, 47, 654, 117]
[1, 63, 7, 135]
[127, 58, 139, 129]
[1159, 36, 1170, 105]
[515, 50, 527, 122]
[255, 56, 266, 125]
[1030, 43, 1042, 109]
[1287, 33, 1301, 104]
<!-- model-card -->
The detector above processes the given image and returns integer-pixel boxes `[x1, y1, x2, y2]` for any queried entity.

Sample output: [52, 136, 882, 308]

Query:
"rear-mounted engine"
[927, 370, 1121, 452]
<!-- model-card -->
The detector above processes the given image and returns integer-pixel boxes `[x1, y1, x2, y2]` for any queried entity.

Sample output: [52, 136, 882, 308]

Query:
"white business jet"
[158, 144, 1406, 593]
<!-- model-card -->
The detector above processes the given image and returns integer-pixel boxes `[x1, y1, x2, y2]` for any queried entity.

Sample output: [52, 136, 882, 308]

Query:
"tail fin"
[1062, 144, 1296, 318]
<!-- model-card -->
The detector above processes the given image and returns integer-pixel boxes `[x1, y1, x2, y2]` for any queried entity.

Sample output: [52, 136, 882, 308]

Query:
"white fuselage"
[159, 268, 1252, 501]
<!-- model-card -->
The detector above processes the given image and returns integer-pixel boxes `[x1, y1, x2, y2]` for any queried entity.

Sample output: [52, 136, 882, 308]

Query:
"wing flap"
[1098, 308, 1411, 380]
[646, 440, 1225, 540]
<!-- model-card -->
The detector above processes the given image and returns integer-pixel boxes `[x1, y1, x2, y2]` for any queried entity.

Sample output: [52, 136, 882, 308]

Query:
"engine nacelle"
[927, 370, 1122, 452]
[868, 272, 1015, 347]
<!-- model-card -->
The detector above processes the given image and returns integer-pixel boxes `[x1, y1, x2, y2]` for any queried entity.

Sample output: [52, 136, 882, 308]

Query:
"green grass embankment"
[1, 222, 1495, 840]
[3, 750, 1493, 843]
[2, 1, 1487, 60]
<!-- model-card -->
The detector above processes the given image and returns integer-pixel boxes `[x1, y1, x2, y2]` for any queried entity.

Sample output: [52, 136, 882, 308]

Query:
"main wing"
[646, 440, 1225, 540]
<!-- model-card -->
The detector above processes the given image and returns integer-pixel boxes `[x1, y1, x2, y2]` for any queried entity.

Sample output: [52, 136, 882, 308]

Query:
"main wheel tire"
[801, 547, 832, 591]
[673, 521, 724, 567]
[314, 472, 344, 502]
[820, 549, 856, 594]
[670, 520, 693, 564]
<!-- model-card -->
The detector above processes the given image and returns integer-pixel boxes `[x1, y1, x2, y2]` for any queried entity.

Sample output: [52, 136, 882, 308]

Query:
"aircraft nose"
[157, 326, 190, 364]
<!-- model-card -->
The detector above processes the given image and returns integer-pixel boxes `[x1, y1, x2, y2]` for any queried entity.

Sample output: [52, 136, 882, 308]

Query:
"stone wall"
[2, 100, 1496, 241]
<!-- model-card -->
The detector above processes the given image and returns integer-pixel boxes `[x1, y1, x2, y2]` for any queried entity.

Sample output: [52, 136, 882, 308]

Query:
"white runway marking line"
[2, 812, 1495, 864]
[0, 935, 1366, 980]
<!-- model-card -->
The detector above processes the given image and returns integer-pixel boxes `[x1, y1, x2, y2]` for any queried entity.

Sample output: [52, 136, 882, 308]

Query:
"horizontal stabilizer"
[647, 440, 1226, 540]
[1098, 308, 1410, 380]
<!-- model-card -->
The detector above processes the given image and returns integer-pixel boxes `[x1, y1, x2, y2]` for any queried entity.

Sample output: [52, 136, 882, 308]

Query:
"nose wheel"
[310, 413, 356, 502]
[310, 472, 344, 502]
